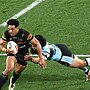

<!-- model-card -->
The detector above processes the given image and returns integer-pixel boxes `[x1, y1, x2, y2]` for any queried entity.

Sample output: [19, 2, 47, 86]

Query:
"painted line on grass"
[0, 0, 45, 27]
[0, 53, 90, 57]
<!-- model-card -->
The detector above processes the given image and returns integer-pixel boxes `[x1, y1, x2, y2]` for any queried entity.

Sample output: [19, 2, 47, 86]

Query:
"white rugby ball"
[7, 41, 18, 54]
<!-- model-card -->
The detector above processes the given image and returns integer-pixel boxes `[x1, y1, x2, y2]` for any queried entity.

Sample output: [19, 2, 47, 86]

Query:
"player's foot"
[8, 76, 15, 90]
[86, 71, 90, 81]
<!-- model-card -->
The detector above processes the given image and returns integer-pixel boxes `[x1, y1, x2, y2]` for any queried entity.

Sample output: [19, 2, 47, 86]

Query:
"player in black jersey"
[0, 19, 46, 90]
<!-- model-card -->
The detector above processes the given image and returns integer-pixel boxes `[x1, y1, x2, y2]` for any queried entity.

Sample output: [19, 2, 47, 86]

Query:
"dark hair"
[35, 35, 46, 48]
[7, 19, 19, 27]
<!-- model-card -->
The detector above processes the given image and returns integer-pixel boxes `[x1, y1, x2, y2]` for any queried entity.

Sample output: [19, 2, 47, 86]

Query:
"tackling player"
[25, 35, 90, 81]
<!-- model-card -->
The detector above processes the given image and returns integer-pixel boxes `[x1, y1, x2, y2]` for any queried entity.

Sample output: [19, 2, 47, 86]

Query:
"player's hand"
[1, 48, 14, 54]
[39, 58, 47, 69]
[24, 53, 32, 61]
[6, 49, 15, 54]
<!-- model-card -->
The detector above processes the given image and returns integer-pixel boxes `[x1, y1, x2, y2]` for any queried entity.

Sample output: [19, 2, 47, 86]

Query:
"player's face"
[7, 25, 19, 37]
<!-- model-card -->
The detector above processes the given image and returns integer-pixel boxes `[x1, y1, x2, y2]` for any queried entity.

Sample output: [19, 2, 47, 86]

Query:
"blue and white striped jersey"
[42, 44, 62, 61]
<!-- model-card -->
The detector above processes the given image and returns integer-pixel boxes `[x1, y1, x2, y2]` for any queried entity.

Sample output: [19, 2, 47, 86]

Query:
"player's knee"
[5, 67, 14, 74]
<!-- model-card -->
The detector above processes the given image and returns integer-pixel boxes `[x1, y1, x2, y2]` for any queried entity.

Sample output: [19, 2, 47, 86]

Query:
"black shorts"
[7, 53, 27, 65]
[55, 44, 74, 67]
[55, 44, 73, 57]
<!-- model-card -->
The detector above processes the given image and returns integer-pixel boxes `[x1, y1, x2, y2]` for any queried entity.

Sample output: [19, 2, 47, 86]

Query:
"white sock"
[85, 58, 90, 66]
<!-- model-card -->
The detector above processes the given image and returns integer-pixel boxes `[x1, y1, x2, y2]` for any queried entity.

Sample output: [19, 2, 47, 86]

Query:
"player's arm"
[0, 39, 15, 54]
[30, 37, 47, 69]
[24, 53, 47, 64]
[0, 38, 7, 53]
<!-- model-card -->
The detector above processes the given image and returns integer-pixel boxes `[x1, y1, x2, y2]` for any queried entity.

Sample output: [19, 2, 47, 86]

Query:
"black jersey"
[2, 28, 33, 55]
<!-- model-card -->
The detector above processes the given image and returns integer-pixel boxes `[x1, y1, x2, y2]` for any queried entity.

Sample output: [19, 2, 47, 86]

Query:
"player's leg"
[70, 56, 90, 67]
[0, 73, 8, 89]
[66, 56, 89, 74]
[12, 63, 26, 84]
[84, 58, 90, 80]
[9, 54, 27, 90]
[0, 56, 16, 89]
[58, 55, 90, 80]
[56, 44, 90, 78]
[79, 67, 89, 75]
[70, 56, 90, 81]
[9, 63, 26, 90]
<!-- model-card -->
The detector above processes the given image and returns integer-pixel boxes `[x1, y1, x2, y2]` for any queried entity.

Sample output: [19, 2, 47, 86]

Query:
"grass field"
[0, 0, 90, 90]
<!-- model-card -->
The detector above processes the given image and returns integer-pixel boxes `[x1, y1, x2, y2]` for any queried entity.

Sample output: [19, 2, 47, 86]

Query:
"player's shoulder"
[2, 30, 10, 39]
[19, 28, 29, 34]
[18, 28, 30, 37]
[19, 28, 33, 40]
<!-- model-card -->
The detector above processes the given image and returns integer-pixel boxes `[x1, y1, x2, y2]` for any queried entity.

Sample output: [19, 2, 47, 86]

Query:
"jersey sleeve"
[27, 33, 33, 41]
[22, 30, 33, 41]
[2, 33, 6, 40]
[2, 30, 9, 41]
[42, 47, 50, 59]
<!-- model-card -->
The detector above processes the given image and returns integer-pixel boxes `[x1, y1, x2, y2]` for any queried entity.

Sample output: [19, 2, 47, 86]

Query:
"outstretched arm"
[30, 37, 47, 69]
[25, 53, 47, 62]
[24, 53, 47, 69]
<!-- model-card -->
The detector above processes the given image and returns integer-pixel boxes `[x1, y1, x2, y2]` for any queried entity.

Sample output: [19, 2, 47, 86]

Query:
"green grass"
[1, 61, 90, 90]
[0, 0, 90, 90]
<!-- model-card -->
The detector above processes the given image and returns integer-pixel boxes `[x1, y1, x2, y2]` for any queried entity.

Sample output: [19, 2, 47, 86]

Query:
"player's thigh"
[4, 56, 16, 75]
[15, 63, 26, 73]
[6, 56, 16, 70]
[70, 56, 87, 67]
[58, 56, 74, 67]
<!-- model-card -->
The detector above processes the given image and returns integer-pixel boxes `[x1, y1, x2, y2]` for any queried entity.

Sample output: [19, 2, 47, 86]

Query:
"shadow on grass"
[16, 73, 87, 90]
[20, 72, 85, 82]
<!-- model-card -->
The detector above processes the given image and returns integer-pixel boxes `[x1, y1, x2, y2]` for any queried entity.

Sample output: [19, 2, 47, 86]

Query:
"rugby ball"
[7, 41, 18, 54]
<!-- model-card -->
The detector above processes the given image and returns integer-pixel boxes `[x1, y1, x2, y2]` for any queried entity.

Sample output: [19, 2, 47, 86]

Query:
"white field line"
[75, 55, 90, 57]
[0, 0, 89, 58]
[0, 53, 38, 57]
[0, 53, 90, 57]
[0, 0, 45, 27]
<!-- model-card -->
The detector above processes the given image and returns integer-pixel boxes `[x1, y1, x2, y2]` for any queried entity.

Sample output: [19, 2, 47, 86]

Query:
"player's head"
[30, 35, 46, 54]
[7, 19, 19, 27]
[35, 35, 46, 48]
[7, 19, 19, 37]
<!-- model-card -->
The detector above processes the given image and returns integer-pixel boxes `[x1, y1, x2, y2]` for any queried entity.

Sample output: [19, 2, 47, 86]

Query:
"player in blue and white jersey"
[25, 35, 90, 81]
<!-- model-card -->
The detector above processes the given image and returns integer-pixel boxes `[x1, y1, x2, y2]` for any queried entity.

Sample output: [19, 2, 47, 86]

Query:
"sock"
[79, 67, 89, 75]
[85, 58, 90, 66]
[12, 71, 21, 84]
[0, 73, 8, 89]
